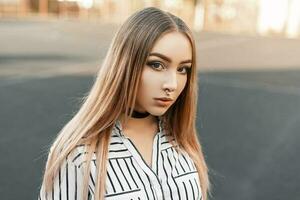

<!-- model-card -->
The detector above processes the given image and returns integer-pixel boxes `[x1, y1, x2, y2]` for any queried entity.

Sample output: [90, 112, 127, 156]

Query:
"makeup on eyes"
[148, 52, 192, 64]
[146, 60, 191, 74]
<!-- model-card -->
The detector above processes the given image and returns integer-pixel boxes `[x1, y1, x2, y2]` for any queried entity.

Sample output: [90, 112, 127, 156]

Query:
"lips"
[154, 97, 173, 101]
[154, 97, 173, 106]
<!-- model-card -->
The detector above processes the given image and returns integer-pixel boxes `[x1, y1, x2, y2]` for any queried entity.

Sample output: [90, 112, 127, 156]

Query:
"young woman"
[38, 6, 210, 200]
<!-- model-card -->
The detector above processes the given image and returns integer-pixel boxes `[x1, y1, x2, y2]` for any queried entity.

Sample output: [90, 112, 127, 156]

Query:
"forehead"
[150, 32, 192, 61]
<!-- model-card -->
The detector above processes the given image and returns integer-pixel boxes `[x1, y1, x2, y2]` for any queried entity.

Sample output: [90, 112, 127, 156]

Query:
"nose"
[162, 70, 177, 92]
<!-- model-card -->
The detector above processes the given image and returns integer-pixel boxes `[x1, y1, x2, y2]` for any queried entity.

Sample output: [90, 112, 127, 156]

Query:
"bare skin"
[119, 115, 159, 167]
[119, 31, 192, 167]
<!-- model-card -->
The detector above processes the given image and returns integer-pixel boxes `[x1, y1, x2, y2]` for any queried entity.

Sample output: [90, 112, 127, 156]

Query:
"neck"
[119, 112, 158, 131]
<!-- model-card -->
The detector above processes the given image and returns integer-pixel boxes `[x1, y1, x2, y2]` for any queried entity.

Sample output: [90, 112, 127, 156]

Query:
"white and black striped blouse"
[38, 116, 202, 200]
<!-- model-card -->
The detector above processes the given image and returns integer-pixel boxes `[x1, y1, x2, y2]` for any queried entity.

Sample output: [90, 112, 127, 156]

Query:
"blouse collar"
[114, 115, 163, 139]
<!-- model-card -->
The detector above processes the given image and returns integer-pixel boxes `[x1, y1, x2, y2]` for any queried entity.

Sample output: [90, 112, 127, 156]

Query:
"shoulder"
[67, 129, 123, 167]
[67, 144, 97, 167]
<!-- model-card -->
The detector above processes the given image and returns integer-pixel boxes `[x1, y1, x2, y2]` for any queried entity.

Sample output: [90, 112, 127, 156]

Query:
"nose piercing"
[165, 88, 172, 95]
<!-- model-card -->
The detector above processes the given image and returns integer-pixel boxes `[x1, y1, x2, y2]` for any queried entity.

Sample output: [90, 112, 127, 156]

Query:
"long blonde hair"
[41, 6, 211, 200]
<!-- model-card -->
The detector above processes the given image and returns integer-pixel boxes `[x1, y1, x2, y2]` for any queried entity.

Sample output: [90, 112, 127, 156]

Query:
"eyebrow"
[149, 52, 192, 64]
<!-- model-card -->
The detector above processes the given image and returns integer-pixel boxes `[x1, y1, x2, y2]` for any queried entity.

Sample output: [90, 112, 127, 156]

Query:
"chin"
[149, 108, 169, 116]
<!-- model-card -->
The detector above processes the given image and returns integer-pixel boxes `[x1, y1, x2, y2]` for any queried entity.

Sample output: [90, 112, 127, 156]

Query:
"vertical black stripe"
[161, 151, 173, 199]
[74, 165, 77, 200]
[171, 176, 181, 200]
[194, 178, 200, 200]
[145, 173, 156, 199]
[123, 158, 139, 188]
[182, 181, 188, 199]
[89, 172, 95, 187]
[109, 159, 124, 191]
[178, 155, 187, 173]
[88, 185, 94, 195]
[189, 179, 195, 200]
[107, 171, 116, 193]
[182, 154, 192, 171]
[59, 167, 62, 200]
[88, 190, 91, 200]
[166, 149, 181, 200]
[156, 134, 160, 175]
[129, 158, 150, 200]
[170, 148, 180, 175]
[116, 158, 132, 190]
[52, 183, 54, 200]
[66, 161, 69, 200]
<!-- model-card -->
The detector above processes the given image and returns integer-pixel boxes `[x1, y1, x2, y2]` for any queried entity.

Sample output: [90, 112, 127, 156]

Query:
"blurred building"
[202, 0, 258, 34]
[0, 0, 300, 38]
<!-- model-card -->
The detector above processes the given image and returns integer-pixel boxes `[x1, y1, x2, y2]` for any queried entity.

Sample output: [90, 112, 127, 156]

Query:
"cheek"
[177, 76, 188, 94]
[137, 68, 158, 99]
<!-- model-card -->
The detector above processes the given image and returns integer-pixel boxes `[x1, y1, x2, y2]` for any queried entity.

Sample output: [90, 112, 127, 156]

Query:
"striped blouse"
[38, 116, 202, 200]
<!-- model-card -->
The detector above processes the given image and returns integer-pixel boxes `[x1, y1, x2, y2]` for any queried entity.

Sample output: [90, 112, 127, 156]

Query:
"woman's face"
[135, 31, 192, 116]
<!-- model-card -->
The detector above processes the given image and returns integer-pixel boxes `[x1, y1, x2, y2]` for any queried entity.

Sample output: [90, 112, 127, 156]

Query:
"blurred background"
[0, 0, 300, 200]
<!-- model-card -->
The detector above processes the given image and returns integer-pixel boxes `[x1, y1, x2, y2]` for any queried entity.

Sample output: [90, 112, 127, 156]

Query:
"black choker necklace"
[129, 109, 150, 118]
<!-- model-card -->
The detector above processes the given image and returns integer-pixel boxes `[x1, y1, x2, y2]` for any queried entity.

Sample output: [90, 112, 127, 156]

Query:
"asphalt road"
[1, 18, 300, 200]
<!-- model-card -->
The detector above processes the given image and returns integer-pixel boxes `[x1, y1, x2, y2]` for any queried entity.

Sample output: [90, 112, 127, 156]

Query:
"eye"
[178, 66, 191, 74]
[146, 61, 164, 71]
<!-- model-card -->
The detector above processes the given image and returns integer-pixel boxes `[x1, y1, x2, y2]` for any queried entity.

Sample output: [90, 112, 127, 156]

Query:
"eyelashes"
[146, 61, 191, 74]
[146, 61, 163, 70]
